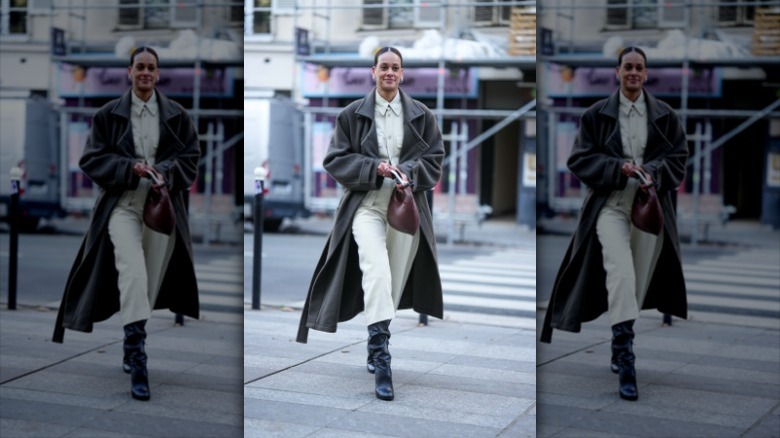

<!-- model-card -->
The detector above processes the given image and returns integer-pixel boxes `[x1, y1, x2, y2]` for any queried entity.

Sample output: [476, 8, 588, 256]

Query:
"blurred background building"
[0, 0, 244, 243]
[243, 0, 534, 238]
[537, 0, 780, 242]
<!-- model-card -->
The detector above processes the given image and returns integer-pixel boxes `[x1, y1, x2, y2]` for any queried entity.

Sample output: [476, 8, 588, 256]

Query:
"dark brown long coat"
[540, 89, 688, 343]
[53, 89, 200, 343]
[296, 88, 445, 343]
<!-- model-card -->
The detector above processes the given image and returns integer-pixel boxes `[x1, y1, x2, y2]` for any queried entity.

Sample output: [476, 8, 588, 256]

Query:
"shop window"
[605, 0, 685, 30]
[361, 0, 442, 30]
[474, 0, 512, 26]
[718, 0, 768, 26]
[118, 0, 198, 30]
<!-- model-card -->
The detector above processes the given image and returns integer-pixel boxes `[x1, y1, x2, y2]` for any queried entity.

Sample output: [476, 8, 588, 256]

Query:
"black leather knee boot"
[612, 320, 638, 401]
[123, 320, 150, 401]
[367, 320, 393, 401]
[366, 338, 375, 374]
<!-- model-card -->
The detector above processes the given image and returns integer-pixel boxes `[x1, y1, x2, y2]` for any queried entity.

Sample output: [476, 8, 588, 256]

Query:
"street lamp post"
[252, 167, 267, 310]
[7, 166, 23, 310]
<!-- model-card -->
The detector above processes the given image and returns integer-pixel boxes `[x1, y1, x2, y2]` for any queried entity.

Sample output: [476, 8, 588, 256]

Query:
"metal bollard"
[8, 166, 23, 310]
[252, 167, 266, 310]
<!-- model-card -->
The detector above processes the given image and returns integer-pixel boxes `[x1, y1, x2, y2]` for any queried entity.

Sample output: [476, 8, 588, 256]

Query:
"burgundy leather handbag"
[386, 169, 419, 235]
[631, 168, 663, 235]
[143, 169, 176, 235]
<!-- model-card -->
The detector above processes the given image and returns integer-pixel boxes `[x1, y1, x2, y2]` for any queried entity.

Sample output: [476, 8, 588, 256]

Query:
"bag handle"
[145, 168, 164, 186]
[632, 168, 650, 187]
[388, 168, 413, 188]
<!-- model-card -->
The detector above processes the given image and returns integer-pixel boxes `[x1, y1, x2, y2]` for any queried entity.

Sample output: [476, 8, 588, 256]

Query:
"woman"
[540, 47, 688, 401]
[296, 47, 445, 401]
[53, 47, 201, 402]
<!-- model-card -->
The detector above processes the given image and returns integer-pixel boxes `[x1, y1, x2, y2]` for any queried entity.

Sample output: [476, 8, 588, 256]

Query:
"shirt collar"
[619, 90, 646, 117]
[131, 90, 158, 117]
[375, 90, 402, 117]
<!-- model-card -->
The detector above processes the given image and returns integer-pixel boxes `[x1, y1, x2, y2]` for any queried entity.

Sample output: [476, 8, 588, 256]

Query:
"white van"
[0, 95, 65, 231]
[243, 96, 308, 230]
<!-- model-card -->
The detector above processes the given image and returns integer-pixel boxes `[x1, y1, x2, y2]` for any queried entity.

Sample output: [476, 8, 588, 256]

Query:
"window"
[117, 0, 198, 30]
[474, 0, 512, 26]
[246, 0, 271, 36]
[718, 0, 768, 26]
[361, 0, 442, 30]
[605, 0, 685, 29]
[1, 0, 27, 36]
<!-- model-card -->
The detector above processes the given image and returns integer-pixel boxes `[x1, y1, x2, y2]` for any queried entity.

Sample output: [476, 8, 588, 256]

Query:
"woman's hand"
[621, 161, 636, 177]
[377, 161, 393, 178]
[133, 161, 151, 177]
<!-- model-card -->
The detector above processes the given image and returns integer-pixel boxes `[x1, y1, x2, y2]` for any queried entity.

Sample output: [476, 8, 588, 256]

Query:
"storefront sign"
[58, 65, 234, 98]
[302, 64, 477, 98]
[545, 64, 721, 98]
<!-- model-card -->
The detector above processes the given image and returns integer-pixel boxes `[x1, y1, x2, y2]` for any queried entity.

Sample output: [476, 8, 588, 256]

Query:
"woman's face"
[616, 51, 647, 95]
[128, 51, 159, 94]
[372, 51, 403, 95]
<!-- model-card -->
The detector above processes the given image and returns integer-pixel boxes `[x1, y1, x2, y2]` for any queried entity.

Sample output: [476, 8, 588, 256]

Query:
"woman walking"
[53, 47, 201, 401]
[540, 46, 688, 401]
[297, 47, 445, 401]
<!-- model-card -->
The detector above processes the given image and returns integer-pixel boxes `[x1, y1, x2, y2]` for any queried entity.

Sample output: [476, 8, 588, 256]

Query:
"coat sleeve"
[397, 106, 444, 192]
[640, 109, 688, 193]
[567, 108, 629, 191]
[323, 109, 384, 191]
[79, 110, 140, 192]
[153, 111, 200, 193]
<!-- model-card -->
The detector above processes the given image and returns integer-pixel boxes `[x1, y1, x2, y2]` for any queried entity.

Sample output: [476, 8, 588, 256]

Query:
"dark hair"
[130, 46, 159, 66]
[617, 46, 647, 66]
[373, 46, 403, 67]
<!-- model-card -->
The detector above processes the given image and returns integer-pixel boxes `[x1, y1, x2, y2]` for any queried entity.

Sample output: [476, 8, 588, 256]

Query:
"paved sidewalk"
[244, 308, 536, 438]
[0, 307, 243, 437]
[536, 311, 780, 437]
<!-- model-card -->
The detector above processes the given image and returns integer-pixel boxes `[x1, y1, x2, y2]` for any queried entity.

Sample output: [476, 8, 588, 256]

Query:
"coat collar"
[355, 87, 424, 122]
[110, 88, 182, 121]
[599, 88, 669, 121]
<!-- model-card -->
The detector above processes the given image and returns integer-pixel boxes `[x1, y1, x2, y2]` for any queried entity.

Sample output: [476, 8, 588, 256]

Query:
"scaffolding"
[267, 0, 536, 241]
[41, 1, 244, 244]
[537, 0, 780, 243]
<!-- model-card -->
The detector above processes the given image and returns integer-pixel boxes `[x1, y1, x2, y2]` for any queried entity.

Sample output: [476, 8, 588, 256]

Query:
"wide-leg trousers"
[108, 179, 176, 326]
[352, 179, 420, 326]
[596, 180, 664, 325]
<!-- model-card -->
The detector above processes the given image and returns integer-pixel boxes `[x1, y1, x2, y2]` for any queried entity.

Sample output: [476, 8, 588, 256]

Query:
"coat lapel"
[355, 90, 380, 157]
[598, 90, 623, 157]
[156, 91, 187, 160]
[644, 91, 675, 161]
[399, 89, 427, 162]
[109, 89, 135, 157]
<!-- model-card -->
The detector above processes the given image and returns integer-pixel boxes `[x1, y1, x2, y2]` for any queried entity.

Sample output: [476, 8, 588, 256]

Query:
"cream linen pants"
[352, 178, 420, 326]
[108, 177, 176, 325]
[596, 178, 664, 325]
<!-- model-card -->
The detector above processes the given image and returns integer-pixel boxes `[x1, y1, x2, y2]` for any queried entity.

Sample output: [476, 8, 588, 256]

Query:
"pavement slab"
[243, 307, 537, 437]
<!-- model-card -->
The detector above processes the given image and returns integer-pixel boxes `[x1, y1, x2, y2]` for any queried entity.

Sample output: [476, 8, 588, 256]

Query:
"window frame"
[717, 0, 767, 26]
[361, 0, 444, 30]
[245, 0, 273, 40]
[604, 0, 686, 31]
[473, 0, 511, 27]
[116, 0, 199, 31]
[1, 0, 31, 39]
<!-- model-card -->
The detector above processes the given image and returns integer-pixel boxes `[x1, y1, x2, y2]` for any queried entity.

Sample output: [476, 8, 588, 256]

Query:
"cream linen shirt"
[130, 90, 160, 166]
[618, 90, 648, 166]
[605, 90, 649, 208]
[361, 91, 404, 207]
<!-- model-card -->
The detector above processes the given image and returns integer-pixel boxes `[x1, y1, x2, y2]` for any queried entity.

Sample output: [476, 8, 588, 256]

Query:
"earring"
[400, 76, 404, 83]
